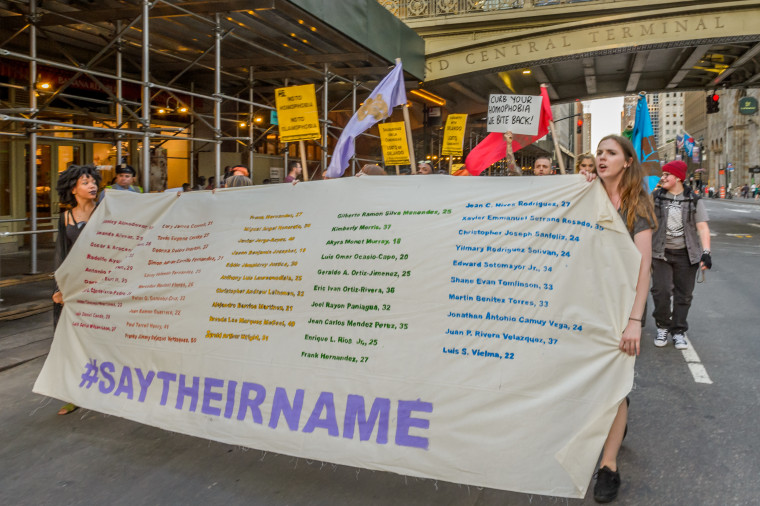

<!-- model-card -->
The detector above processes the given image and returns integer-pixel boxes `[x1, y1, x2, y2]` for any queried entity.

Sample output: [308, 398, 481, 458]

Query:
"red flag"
[465, 86, 554, 176]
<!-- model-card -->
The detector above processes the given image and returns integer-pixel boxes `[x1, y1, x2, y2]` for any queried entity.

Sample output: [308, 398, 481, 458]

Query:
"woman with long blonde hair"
[582, 134, 656, 503]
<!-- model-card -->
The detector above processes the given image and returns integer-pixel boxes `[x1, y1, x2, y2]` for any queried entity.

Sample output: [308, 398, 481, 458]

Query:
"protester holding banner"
[504, 131, 523, 176]
[417, 161, 433, 175]
[225, 175, 253, 187]
[533, 155, 553, 176]
[575, 154, 595, 174]
[52, 164, 102, 416]
[285, 161, 302, 183]
[357, 164, 387, 176]
[585, 135, 656, 503]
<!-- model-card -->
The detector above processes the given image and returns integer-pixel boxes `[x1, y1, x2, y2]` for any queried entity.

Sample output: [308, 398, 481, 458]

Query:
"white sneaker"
[673, 333, 689, 350]
[654, 328, 669, 347]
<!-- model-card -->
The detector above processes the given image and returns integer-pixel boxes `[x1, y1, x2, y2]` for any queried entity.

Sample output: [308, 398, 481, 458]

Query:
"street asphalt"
[1, 196, 759, 505]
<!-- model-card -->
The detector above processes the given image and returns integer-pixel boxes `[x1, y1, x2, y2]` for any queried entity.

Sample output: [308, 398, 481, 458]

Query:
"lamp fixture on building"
[410, 89, 446, 106]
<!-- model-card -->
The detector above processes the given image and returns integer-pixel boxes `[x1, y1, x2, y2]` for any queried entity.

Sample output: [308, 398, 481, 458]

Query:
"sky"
[582, 97, 625, 151]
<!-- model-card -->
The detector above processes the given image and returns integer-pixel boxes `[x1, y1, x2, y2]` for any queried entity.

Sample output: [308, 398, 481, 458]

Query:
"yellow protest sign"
[441, 114, 468, 156]
[378, 122, 410, 165]
[274, 84, 321, 142]
[450, 163, 464, 175]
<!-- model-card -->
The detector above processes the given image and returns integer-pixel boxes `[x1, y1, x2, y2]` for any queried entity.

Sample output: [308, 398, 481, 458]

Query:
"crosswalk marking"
[681, 345, 713, 384]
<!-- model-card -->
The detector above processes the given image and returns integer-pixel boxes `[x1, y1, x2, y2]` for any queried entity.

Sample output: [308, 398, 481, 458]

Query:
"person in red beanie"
[651, 160, 712, 350]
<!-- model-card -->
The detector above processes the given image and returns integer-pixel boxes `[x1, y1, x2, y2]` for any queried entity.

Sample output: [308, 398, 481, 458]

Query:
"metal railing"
[379, 0, 602, 19]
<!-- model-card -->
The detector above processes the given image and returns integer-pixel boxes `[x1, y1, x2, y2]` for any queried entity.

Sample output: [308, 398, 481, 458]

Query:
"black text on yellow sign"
[274, 84, 322, 143]
[378, 122, 410, 166]
[441, 114, 468, 156]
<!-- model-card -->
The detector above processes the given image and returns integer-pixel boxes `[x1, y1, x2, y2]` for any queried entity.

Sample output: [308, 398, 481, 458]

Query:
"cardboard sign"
[274, 84, 321, 142]
[378, 122, 410, 165]
[441, 114, 468, 156]
[36, 176, 639, 499]
[487, 94, 543, 135]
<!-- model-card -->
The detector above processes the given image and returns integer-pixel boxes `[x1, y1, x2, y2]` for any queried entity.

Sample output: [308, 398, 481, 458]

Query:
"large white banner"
[35, 176, 639, 498]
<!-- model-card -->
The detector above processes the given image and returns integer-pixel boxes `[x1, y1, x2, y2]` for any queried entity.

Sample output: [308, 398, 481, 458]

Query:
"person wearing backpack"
[651, 160, 712, 350]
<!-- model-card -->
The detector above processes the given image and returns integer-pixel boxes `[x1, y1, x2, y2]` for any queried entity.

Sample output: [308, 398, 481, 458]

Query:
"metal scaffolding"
[0, 0, 423, 269]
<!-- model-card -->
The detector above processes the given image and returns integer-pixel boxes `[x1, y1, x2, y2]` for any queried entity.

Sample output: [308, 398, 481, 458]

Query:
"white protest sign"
[487, 94, 543, 135]
[35, 176, 638, 498]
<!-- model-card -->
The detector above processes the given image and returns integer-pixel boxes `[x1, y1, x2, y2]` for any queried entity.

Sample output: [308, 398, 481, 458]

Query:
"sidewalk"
[0, 247, 56, 372]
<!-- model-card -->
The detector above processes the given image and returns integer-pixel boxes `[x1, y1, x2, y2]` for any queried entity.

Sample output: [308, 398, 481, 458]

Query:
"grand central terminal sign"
[425, 10, 759, 82]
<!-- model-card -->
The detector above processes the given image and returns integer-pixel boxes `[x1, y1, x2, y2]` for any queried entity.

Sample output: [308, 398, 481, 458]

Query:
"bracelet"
[629, 317, 641, 322]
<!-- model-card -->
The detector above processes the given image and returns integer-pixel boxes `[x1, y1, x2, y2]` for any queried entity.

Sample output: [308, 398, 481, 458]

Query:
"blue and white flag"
[632, 93, 659, 174]
[676, 134, 684, 150]
[326, 62, 407, 178]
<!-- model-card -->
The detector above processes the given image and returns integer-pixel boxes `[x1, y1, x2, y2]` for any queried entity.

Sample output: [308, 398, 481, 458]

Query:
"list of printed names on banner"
[69, 186, 606, 371]
[442, 198, 600, 361]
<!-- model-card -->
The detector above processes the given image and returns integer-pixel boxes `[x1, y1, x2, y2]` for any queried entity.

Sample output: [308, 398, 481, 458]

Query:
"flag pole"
[548, 121, 566, 174]
[299, 140, 309, 181]
[396, 58, 416, 174]
[542, 84, 566, 175]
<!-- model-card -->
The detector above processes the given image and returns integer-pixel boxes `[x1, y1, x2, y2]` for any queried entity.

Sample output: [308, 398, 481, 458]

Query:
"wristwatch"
[703, 249, 711, 254]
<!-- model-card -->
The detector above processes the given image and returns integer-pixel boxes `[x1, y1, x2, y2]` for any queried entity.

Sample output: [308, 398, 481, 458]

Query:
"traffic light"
[576, 119, 583, 134]
[706, 93, 720, 114]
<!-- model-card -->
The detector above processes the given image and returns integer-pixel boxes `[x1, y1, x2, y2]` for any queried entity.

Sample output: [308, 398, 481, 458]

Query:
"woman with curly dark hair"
[52, 164, 101, 415]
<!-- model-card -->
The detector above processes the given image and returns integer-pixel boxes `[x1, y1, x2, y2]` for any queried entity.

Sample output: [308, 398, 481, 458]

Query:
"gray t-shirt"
[618, 208, 652, 240]
[664, 192, 708, 250]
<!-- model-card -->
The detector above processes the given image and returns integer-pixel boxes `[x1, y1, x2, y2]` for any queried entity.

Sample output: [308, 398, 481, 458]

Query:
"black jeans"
[651, 248, 699, 334]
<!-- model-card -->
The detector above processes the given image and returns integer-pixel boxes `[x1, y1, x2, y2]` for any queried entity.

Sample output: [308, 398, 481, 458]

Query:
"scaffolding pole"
[116, 20, 123, 169]
[248, 66, 254, 175]
[141, 0, 151, 191]
[214, 13, 222, 187]
[322, 64, 329, 173]
[190, 82, 195, 186]
[29, 0, 38, 273]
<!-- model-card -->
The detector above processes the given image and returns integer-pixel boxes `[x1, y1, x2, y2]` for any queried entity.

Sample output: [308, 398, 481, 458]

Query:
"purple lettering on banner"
[268, 387, 304, 431]
[302, 392, 339, 437]
[224, 380, 237, 419]
[175, 374, 200, 412]
[113, 366, 134, 399]
[156, 371, 176, 406]
[395, 399, 433, 450]
[237, 382, 266, 423]
[98, 361, 115, 394]
[202, 377, 224, 416]
[343, 394, 390, 444]
[135, 368, 155, 403]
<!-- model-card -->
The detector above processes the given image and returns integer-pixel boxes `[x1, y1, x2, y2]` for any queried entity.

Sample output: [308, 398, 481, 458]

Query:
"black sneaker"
[593, 466, 621, 503]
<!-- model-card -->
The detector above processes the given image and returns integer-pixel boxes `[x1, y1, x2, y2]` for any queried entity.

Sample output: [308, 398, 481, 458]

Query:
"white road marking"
[727, 209, 750, 213]
[749, 223, 760, 229]
[681, 345, 713, 384]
